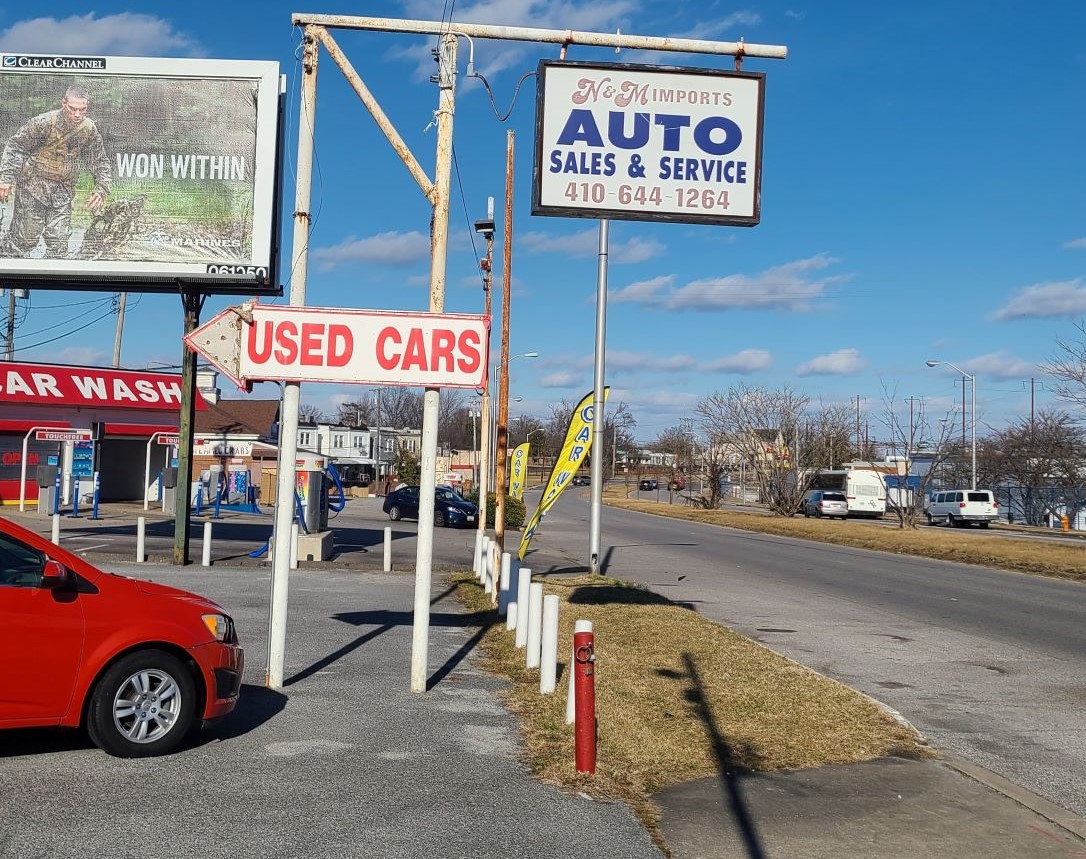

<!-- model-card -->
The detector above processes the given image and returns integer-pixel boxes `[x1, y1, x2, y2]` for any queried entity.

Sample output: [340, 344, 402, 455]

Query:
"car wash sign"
[532, 60, 764, 227]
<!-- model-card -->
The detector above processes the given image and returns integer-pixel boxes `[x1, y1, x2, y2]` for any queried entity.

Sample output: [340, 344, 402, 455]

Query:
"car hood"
[131, 577, 226, 612]
[442, 499, 478, 513]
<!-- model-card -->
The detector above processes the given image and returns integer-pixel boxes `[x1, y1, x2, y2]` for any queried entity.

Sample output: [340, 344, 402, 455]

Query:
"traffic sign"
[157, 435, 181, 446]
[184, 303, 490, 389]
[35, 429, 93, 442]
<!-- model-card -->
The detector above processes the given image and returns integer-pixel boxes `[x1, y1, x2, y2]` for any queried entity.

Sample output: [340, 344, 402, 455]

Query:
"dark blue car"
[382, 485, 479, 527]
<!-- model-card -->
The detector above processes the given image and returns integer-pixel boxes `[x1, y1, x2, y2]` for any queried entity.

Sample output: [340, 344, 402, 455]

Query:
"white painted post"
[514, 567, 532, 647]
[478, 536, 489, 582]
[135, 516, 145, 561]
[526, 582, 544, 669]
[51, 513, 61, 546]
[201, 521, 212, 568]
[383, 526, 392, 572]
[290, 523, 299, 570]
[472, 531, 483, 580]
[566, 619, 594, 724]
[484, 542, 496, 594]
[540, 594, 560, 694]
[497, 552, 512, 617]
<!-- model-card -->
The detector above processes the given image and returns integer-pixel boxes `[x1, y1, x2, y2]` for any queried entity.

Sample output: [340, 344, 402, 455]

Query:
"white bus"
[807, 469, 887, 518]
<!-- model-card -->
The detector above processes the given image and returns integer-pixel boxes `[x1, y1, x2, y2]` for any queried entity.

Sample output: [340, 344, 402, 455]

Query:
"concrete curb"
[940, 753, 1086, 841]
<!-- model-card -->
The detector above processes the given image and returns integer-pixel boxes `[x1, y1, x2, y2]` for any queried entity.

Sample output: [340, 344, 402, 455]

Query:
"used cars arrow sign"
[184, 303, 491, 389]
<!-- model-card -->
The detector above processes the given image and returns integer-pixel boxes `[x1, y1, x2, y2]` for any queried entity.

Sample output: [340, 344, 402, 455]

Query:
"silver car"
[803, 490, 848, 520]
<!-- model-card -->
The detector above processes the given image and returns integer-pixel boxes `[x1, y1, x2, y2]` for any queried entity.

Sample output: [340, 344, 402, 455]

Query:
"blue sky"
[3, 1, 1085, 442]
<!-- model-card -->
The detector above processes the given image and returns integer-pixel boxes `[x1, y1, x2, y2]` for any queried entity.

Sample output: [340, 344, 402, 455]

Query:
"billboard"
[532, 60, 764, 227]
[0, 54, 282, 293]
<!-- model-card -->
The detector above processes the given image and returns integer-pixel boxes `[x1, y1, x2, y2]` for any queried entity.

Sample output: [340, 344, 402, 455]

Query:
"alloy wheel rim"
[112, 668, 182, 744]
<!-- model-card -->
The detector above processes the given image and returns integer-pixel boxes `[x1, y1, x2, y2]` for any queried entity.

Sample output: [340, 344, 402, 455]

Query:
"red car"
[0, 515, 243, 757]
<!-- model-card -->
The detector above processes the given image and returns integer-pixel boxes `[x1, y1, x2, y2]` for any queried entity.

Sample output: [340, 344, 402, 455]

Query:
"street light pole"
[926, 360, 976, 490]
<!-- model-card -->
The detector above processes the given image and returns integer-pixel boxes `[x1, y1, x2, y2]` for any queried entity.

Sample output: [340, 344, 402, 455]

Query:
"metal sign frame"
[531, 59, 766, 227]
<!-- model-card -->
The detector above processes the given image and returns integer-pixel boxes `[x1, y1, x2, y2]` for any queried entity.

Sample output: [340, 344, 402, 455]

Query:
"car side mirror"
[41, 559, 73, 589]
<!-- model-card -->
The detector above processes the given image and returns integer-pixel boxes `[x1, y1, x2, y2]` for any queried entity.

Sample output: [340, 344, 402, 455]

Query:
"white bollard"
[526, 582, 544, 669]
[201, 521, 213, 568]
[566, 620, 594, 724]
[135, 516, 145, 561]
[478, 536, 490, 583]
[51, 513, 61, 546]
[383, 526, 392, 572]
[514, 567, 532, 647]
[290, 523, 299, 570]
[472, 532, 483, 580]
[540, 594, 560, 694]
[497, 553, 512, 617]
[484, 543, 497, 594]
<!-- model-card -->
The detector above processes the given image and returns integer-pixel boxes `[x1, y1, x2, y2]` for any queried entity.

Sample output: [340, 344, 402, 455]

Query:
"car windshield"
[436, 487, 463, 501]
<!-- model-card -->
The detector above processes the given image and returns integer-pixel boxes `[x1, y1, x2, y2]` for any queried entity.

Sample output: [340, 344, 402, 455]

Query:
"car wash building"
[0, 361, 210, 508]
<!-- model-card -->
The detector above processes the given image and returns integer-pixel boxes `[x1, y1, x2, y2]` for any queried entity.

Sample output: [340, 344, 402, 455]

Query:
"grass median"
[453, 572, 926, 843]
[605, 495, 1086, 582]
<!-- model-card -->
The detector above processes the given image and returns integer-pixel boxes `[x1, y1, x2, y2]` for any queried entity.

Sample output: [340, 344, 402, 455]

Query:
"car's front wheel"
[388, 505, 402, 521]
[435, 509, 447, 527]
[86, 649, 196, 758]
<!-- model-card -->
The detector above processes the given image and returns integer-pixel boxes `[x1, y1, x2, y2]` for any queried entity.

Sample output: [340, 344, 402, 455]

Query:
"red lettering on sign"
[300, 323, 323, 366]
[402, 329, 427, 371]
[457, 329, 482, 374]
[328, 325, 352, 367]
[431, 329, 455, 372]
[248, 321, 273, 363]
[275, 321, 299, 364]
[377, 327, 401, 370]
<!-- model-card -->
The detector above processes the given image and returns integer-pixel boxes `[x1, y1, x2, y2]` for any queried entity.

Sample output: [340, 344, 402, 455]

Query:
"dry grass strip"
[605, 496, 1086, 582]
[453, 572, 926, 845]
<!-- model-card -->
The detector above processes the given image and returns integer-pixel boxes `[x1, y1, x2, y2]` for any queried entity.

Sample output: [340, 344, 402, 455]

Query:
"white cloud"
[55, 346, 109, 366]
[611, 275, 674, 303]
[993, 279, 1086, 320]
[539, 370, 585, 388]
[702, 349, 772, 373]
[1063, 237, 1086, 249]
[607, 351, 697, 373]
[0, 14, 202, 56]
[611, 254, 847, 312]
[623, 11, 763, 64]
[311, 231, 430, 270]
[519, 228, 664, 264]
[960, 353, 1037, 381]
[796, 348, 866, 376]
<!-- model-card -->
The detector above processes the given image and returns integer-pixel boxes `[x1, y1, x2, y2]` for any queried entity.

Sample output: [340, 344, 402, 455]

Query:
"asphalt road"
[522, 486, 1086, 818]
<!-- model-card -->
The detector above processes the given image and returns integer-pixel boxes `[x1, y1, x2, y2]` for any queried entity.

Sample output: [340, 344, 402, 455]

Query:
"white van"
[926, 489, 999, 528]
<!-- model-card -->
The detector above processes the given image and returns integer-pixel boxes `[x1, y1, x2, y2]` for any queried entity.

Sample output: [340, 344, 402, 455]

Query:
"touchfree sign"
[532, 60, 765, 227]
[185, 304, 490, 389]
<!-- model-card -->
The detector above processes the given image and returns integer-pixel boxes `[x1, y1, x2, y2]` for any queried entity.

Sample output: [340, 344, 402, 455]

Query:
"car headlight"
[202, 613, 234, 642]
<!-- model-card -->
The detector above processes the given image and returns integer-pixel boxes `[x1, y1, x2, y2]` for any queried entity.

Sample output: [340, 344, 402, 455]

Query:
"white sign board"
[185, 303, 490, 389]
[532, 60, 764, 226]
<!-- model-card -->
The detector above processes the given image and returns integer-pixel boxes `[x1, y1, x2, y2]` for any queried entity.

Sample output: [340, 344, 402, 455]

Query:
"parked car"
[803, 490, 849, 520]
[383, 484, 479, 527]
[0, 515, 243, 757]
[571, 474, 590, 486]
[639, 478, 658, 491]
[668, 476, 685, 491]
[926, 489, 999, 528]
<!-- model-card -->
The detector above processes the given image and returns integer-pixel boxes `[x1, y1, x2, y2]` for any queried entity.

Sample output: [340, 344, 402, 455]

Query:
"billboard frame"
[531, 59, 765, 228]
[0, 53, 284, 295]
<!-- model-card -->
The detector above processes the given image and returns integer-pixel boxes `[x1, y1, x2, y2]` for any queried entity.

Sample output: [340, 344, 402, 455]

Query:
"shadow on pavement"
[196, 683, 288, 744]
[659, 654, 770, 859]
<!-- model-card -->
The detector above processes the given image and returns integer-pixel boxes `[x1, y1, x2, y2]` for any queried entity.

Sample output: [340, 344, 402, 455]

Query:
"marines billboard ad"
[532, 60, 765, 227]
[0, 54, 281, 292]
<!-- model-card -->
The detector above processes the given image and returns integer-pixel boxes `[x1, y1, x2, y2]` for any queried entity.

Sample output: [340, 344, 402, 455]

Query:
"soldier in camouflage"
[0, 85, 112, 258]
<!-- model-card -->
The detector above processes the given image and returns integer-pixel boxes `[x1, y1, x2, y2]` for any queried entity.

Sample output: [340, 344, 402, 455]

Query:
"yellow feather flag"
[510, 442, 530, 500]
[518, 387, 609, 560]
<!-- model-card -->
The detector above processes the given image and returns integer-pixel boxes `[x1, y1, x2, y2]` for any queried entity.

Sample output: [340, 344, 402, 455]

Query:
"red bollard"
[574, 630, 596, 774]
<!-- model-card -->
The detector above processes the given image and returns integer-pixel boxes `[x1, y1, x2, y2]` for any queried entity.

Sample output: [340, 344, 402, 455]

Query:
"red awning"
[0, 420, 71, 433]
[101, 423, 179, 437]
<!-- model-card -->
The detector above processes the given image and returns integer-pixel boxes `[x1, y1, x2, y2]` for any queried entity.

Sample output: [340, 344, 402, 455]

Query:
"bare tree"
[379, 388, 424, 429]
[696, 383, 810, 516]
[298, 402, 325, 423]
[797, 402, 855, 470]
[877, 384, 958, 528]
[1041, 321, 1086, 411]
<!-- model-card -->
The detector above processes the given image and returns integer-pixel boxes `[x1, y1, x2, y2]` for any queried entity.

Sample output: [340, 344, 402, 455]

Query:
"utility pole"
[112, 292, 127, 367]
[3, 288, 15, 360]
[494, 131, 514, 557]
[906, 396, 922, 454]
[173, 289, 203, 565]
[475, 198, 494, 548]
